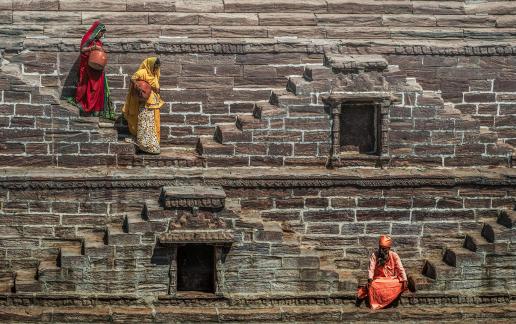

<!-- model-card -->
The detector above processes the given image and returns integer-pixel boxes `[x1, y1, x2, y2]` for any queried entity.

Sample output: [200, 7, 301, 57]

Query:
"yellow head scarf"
[122, 56, 164, 137]
[137, 57, 160, 88]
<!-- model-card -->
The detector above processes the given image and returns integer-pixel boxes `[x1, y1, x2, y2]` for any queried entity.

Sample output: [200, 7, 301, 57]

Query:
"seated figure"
[356, 235, 415, 309]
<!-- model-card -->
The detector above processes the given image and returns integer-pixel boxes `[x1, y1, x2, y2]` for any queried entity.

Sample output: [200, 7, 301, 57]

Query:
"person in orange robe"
[356, 235, 414, 309]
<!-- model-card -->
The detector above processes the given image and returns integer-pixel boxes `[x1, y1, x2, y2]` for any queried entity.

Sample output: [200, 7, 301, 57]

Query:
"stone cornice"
[6, 38, 516, 56]
[0, 291, 511, 307]
[0, 169, 514, 189]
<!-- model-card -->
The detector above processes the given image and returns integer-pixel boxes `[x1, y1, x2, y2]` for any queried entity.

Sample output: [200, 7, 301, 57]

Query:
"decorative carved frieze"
[161, 186, 226, 209]
[159, 231, 235, 245]
[0, 291, 508, 307]
[0, 175, 514, 190]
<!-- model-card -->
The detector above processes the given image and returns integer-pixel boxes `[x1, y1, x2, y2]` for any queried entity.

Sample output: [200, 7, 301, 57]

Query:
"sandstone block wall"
[0, 173, 514, 297]
[0, 1, 515, 168]
[1, 1, 516, 41]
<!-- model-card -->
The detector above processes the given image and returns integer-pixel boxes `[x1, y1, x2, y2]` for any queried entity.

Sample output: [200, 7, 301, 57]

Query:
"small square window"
[340, 103, 379, 154]
[176, 244, 215, 293]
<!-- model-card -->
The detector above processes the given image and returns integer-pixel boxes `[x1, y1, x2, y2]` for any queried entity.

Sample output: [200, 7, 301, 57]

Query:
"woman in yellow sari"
[122, 57, 165, 154]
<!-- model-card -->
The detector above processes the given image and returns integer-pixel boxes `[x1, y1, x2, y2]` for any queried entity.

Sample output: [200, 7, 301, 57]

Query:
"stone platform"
[1, 302, 514, 322]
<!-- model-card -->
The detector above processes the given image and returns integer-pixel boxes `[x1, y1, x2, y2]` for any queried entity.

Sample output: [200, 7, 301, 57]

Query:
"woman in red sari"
[70, 21, 114, 119]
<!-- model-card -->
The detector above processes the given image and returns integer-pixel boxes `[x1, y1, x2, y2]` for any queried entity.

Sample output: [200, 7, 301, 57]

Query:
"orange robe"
[357, 251, 407, 309]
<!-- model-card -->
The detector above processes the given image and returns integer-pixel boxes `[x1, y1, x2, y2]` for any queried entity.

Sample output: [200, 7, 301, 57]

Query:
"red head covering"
[80, 21, 104, 48]
[75, 21, 106, 113]
[379, 235, 392, 248]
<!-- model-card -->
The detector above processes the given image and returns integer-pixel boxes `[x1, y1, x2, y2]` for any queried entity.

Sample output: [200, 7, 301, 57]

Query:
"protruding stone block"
[161, 185, 226, 209]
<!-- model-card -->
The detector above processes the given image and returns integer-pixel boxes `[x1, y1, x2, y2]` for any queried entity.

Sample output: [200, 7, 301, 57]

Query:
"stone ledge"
[0, 291, 512, 308]
[5, 37, 516, 56]
[0, 303, 515, 322]
[0, 167, 514, 189]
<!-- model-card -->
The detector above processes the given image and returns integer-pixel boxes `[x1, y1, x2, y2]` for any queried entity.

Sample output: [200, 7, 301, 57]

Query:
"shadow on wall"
[60, 56, 80, 100]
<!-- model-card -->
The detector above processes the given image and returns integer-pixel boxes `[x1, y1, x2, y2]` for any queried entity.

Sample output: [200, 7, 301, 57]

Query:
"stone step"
[125, 212, 168, 234]
[214, 123, 252, 144]
[286, 77, 311, 96]
[196, 136, 235, 156]
[42, 239, 82, 251]
[161, 185, 226, 209]
[94, 128, 119, 142]
[144, 199, 173, 220]
[0, 271, 14, 293]
[98, 118, 115, 129]
[287, 76, 332, 96]
[482, 220, 514, 242]
[37, 260, 62, 281]
[464, 232, 508, 254]
[107, 224, 141, 246]
[415, 91, 445, 107]
[14, 269, 42, 293]
[409, 272, 434, 292]
[498, 209, 515, 228]
[134, 146, 204, 168]
[304, 65, 334, 81]
[78, 230, 113, 259]
[443, 245, 484, 268]
[60, 246, 89, 269]
[236, 114, 268, 130]
[421, 258, 462, 281]
[253, 101, 286, 120]
[111, 141, 136, 155]
[270, 89, 311, 107]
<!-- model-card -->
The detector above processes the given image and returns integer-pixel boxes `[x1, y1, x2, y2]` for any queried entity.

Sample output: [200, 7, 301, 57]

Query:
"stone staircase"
[15, 185, 230, 295]
[6, 194, 515, 298]
[195, 53, 511, 168]
[196, 63, 336, 167]
[421, 208, 515, 291]
[0, 63, 204, 168]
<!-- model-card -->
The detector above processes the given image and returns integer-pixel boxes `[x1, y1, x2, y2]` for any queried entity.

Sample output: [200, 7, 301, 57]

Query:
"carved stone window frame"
[166, 244, 228, 297]
[322, 93, 394, 165]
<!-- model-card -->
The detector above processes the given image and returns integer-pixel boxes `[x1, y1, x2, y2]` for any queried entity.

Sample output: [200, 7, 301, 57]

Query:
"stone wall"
[0, 170, 514, 298]
[0, 1, 515, 168]
[1, 49, 514, 167]
[0, 2, 515, 320]
[1, 0, 516, 42]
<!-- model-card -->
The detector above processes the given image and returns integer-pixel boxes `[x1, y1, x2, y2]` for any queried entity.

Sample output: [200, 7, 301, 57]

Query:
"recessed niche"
[176, 244, 215, 293]
[339, 103, 379, 154]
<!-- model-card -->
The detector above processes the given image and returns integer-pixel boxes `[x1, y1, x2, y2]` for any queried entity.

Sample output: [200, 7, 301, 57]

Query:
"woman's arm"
[80, 44, 102, 54]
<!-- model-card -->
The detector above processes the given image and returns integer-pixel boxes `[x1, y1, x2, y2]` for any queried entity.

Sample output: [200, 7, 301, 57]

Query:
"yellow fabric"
[122, 57, 165, 141]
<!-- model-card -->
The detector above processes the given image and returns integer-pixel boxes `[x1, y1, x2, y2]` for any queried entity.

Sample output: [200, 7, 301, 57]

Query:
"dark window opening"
[340, 103, 379, 154]
[177, 244, 215, 293]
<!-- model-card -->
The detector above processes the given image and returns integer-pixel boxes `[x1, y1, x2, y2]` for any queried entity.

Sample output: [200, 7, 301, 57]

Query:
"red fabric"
[75, 21, 104, 113]
[357, 251, 408, 309]
[368, 278, 404, 310]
